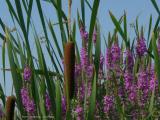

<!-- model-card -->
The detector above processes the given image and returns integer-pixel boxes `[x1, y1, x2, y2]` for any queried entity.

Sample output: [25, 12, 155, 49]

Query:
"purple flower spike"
[158, 37, 160, 55]
[45, 93, 52, 112]
[125, 50, 134, 71]
[136, 37, 147, 56]
[106, 48, 112, 69]
[80, 27, 88, 41]
[103, 95, 114, 114]
[124, 71, 134, 90]
[62, 96, 66, 115]
[23, 66, 32, 81]
[80, 47, 88, 69]
[21, 87, 35, 114]
[111, 43, 121, 62]
[75, 105, 84, 120]
[26, 99, 35, 113]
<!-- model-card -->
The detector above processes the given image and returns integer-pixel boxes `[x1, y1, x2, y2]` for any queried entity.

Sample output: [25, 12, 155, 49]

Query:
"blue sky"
[0, 0, 160, 95]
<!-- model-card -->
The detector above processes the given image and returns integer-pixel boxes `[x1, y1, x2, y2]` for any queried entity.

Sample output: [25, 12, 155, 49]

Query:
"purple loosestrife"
[124, 71, 134, 90]
[23, 66, 32, 81]
[80, 47, 88, 69]
[136, 37, 147, 56]
[74, 105, 84, 120]
[62, 96, 66, 116]
[79, 83, 85, 101]
[80, 26, 88, 41]
[137, 70, 149, 106]
[148, 69, 158, 91]
[158, 37, 160, 55]
[75, 64, 81, 76]
[45, 93, 51, 112]
[106, 48, 112, 69]
[86, 65, 94, 79]
[99, 54, 104, 79]
[128, 84, 137, 102]
[111, 43, 121, 63]
[125, 50, 134, 71]
[20, 87, 35, 114]
[103, 95, 114, 114]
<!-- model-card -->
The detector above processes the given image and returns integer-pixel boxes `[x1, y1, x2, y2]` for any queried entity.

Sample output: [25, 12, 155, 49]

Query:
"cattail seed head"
[64, 42, 75, 99]
[6, 96, 16, 120]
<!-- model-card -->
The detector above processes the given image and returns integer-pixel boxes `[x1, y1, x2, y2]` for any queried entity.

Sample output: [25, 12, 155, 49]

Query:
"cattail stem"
[64, 42, 75, 110]
[68, 0, 72, 41]
[6, 96, 16, 120]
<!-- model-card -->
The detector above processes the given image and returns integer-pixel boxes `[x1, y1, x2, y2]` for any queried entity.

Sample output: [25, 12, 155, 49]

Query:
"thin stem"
[68, 0, 72, 40]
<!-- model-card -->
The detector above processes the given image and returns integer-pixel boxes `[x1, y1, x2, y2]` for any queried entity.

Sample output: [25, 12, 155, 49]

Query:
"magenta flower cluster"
[20, 87, 35, 114]
[45, 93, 52, 112]
[23, 66, 32, 81]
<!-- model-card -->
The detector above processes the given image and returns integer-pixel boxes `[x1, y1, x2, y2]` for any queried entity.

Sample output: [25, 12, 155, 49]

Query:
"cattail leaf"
[87, 74, 96, 120]
[0, 84, 5, 106]
[109, 11, 127, 46]
[88, 0, 100, 57]
[5, 28, 24, 115]
[81, 0, 85, 25]
[2, 40, 6, 87]
[152, 33, 160, 89]
[147, 15, 152, 44]
[14, 0, 27, 39]
[151, 0, 160, 16]
[53, 0, 67, 45]
[94, 23, 101, 76]
[6, 0, 20, 24]
[72, 20, 80, 63]
[48, 20, 63, 59]
[48, 0, 69, 35]
[36, 0, 50, 46]
[124, 11, 127, 43]
[55, 80, 61, 120]
[27, 0, 33, 35]
[35, 34, 56, 114]
[85, 0, 92, 10]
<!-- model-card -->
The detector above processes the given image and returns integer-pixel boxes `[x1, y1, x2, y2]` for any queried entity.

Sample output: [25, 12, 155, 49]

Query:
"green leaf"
[151, 0, 160, 16]
[81, 0, 85, 25]
[0, 84, 5, 106]
[147, 15, 152, 44]
[51, 0, 67, 45]
[94, 24, 101, 76]
[2, 40, 6, 87]
[35, 34, 56, 114]
[56, 80, 61, 120]
[152, 33, 160, 89]
[6, 0, 20, 24]
[88, 0, 100, 57]
[27, 0, 34, 35]
[48, 20, 63, 58]
[85, 0, 92, 10]
[109, 11, 127, 45]
[5, 28, 24, 115]
[72, 20, 80, 63]
[87, 74, 96, 120]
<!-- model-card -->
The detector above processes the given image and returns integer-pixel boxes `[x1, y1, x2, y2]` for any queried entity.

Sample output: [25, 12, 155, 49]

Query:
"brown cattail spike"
[64, 42, 75, 100]
[6, 96, 16, 120]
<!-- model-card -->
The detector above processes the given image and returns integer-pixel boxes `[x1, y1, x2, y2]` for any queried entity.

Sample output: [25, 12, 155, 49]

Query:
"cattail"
[64, 42, 75, 99]
[6, 96, 16, 120]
